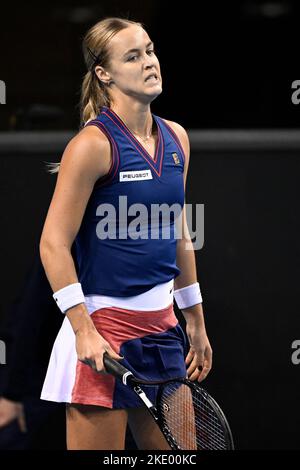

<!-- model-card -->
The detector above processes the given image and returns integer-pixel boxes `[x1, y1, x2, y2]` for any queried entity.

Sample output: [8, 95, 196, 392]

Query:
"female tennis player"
[39, 17, 212, 450]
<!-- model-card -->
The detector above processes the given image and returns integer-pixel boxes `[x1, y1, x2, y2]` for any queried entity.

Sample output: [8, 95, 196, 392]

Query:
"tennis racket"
[103, 353, 234, 450]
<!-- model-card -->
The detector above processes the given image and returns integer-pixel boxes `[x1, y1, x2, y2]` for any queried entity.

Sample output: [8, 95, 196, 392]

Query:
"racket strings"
[159, 382, 229, 450]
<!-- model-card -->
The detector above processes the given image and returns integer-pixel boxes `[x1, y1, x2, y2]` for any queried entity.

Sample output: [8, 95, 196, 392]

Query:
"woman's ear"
[94, 66, 112, 85]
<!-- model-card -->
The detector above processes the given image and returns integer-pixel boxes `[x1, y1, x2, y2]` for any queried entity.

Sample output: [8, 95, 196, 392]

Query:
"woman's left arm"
[166, 120, 213, 383]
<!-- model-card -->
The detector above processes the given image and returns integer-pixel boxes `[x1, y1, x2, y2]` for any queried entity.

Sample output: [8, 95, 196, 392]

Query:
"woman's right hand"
[75, 328, 123, 373]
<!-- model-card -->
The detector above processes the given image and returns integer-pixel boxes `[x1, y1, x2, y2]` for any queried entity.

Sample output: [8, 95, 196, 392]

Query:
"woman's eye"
[127, 50, 156, 61]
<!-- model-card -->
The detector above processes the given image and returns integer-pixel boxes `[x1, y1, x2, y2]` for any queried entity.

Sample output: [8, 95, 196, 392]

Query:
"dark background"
[0, 0, 299, 451]
[0, 0, 300, 130]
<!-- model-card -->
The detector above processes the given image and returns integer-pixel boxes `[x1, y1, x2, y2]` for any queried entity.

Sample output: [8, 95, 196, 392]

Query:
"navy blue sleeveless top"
[74, 106, 186, 296]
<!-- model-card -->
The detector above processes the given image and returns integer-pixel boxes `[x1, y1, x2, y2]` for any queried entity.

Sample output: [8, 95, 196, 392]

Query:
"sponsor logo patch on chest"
[119, 169, 153, 182]
[172, 152, 180, 165]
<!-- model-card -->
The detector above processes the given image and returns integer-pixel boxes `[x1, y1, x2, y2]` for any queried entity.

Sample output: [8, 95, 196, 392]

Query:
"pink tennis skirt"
[41, 302, 188, 409]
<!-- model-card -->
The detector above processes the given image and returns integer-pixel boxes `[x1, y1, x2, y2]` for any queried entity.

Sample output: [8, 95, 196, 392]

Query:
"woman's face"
[98, 25, 162, 103]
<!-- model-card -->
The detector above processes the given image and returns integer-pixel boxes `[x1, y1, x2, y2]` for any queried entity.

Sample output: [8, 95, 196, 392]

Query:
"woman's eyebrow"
[123, 41, 154, 57]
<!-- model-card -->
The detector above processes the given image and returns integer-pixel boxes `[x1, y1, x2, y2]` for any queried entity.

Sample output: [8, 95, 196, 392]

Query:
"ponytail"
[79, 70, 110, 128]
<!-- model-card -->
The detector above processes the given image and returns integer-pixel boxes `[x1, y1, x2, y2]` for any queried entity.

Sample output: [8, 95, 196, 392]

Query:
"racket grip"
[103, 352, 132, 381]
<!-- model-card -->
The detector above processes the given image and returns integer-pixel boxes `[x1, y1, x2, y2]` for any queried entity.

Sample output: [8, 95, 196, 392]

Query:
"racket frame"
[103, 353, 234, 450]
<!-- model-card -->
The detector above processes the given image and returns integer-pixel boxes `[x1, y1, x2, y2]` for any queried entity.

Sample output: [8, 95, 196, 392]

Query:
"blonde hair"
[47, 16, 143, 174]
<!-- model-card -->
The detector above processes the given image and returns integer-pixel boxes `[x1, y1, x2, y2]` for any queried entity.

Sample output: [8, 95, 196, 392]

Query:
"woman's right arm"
[39, 126, 122, 371]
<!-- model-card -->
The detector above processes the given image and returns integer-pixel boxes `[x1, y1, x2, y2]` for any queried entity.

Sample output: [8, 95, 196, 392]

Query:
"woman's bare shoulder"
[58, 123, 112, 182]
[162, 118, 188, 141]
[77, 122, 111, 148]
[161, 118, 190, 160]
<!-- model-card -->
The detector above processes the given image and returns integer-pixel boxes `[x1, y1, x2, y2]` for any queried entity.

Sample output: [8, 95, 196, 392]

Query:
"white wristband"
[173, 282, 202, 309]
[53, 282, 85, 314]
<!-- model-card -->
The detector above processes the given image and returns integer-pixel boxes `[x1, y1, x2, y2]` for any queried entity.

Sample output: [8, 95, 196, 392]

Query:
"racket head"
[156, 379, 234, 450]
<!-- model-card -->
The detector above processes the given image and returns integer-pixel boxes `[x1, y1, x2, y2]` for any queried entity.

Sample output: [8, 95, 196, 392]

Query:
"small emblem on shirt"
[172, 152, 180, 165]
[119, 169, 153, 182]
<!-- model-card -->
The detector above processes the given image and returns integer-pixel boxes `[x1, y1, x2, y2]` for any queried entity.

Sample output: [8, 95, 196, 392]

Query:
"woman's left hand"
[185, 319, 213, 382]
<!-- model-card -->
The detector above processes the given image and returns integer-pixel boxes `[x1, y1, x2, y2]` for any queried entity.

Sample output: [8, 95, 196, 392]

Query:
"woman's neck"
[110, 101, 153, 138]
